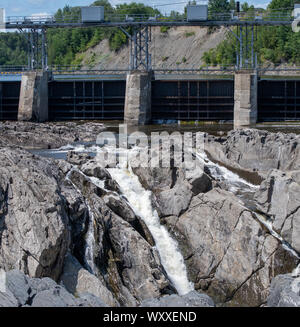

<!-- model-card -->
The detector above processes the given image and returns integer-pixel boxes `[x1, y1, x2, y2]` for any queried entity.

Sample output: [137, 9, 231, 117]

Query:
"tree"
[229, 0, 236, 10]
[208, 0, 231, 13]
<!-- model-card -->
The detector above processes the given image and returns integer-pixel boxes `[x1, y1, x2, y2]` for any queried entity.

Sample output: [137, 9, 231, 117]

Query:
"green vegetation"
[203, 0, 300, 66]
[0, 33, 28, 66]
[47, 1, 161, 66]
[0, 0, 161, 67]
[1, 0, 300, 68]
[160, 26, 170, 33]
[185, 31, 195, 37]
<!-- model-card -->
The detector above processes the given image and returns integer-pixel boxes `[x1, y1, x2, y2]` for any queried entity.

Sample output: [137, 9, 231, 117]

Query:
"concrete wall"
[234, 70, 257, 127]
[124, 71, 152, 125]
[18, 71, 49, 122]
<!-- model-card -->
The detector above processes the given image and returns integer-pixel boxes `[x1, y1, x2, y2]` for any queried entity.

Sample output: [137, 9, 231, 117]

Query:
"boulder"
[0, 269, 109, 307]
[267, 274, 300, 307]
[140, 291, 215, 307]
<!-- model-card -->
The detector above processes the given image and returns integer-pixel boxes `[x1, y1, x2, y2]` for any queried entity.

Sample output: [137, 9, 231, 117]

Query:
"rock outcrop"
[254, 169, 300, 254]
[0, 269, 107, 307]
[0, 121, 105, 149]
[0, 148, 69, 281]
[205, 129, 300, 177]
[163, 188, 298, 306]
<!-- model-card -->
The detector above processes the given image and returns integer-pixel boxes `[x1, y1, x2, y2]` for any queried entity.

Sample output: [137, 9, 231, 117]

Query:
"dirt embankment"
[80, 26, 227, 70]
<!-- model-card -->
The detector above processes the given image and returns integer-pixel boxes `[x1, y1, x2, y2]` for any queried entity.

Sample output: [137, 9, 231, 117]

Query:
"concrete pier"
[124, 71, 152, 125]
[234, 70, 258, 127]
[18, 71, 49, 122]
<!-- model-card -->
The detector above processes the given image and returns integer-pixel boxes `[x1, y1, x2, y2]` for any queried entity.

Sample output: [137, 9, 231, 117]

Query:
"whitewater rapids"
[108, 166, 194, 296]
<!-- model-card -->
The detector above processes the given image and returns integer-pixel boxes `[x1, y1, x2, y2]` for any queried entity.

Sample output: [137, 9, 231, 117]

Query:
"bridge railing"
[4, 8, 295, 25]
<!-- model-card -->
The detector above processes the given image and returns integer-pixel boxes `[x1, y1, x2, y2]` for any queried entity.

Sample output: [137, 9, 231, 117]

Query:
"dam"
[0, 71, 300, 124]
[1, 5, 300, 126]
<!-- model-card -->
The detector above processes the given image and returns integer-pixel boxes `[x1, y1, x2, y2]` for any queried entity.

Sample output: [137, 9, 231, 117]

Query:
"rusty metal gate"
[48, 80, 126, 120]
[0, 82, 20, 120]
[258, 79, 300, 121]
[151, 79, 234, 122]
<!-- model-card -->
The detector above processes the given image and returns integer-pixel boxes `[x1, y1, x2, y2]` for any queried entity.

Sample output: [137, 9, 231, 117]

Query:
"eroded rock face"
[164, 188, 298, 306]
[205, 129, 300, 176]
[254, 169, 300, 253]
[0, 148, 69, 281]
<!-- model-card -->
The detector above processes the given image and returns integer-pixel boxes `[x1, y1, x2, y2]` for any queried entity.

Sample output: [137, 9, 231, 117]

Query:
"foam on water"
[108, 166, 194, 296]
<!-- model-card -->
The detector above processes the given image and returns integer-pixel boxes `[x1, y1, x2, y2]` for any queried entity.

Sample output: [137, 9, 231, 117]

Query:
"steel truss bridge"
[2, 8, 299, 72]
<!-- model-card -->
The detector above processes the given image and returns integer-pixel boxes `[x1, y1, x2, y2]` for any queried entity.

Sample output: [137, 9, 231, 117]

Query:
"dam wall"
[0, 72, 300, 124]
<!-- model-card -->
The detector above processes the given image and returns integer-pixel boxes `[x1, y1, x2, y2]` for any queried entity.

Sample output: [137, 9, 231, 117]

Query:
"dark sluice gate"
[258, 80, 300, 121]
[48, 80, 126, 121]
[0, 82, 20, 120]
[151, 80, 234, 122]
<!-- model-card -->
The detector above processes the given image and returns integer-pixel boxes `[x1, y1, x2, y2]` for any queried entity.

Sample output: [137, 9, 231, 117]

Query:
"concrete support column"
[18, 71, 49, 122]
[124, 70, 152, 125]
[234, 70, 257, 127]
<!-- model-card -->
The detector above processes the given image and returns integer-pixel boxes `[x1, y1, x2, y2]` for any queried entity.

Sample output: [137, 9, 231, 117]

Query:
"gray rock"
[76, 292, 108, 307]
[31, 286, 79, 307]
[81, 161, 111, 180]
[140, 291, 215, 307]
[0, 121, 105, 149]
[166, 188, 298, 306]
[0, 270, 110, 307]
[67, 168, 174, 307]
[0, 148, 69, 281]
[255, 169, 300, 253]
[5, 270, 31, 306]
[205, 129, 300, 176]
[60, 253, 118, 307]
[0, 290, 18, 307]
[155, 180, 192, 217]
[268, 274, 300, 307]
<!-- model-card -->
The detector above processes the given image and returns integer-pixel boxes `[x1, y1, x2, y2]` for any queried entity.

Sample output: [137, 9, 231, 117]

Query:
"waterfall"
[108, 167, 194, 296]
